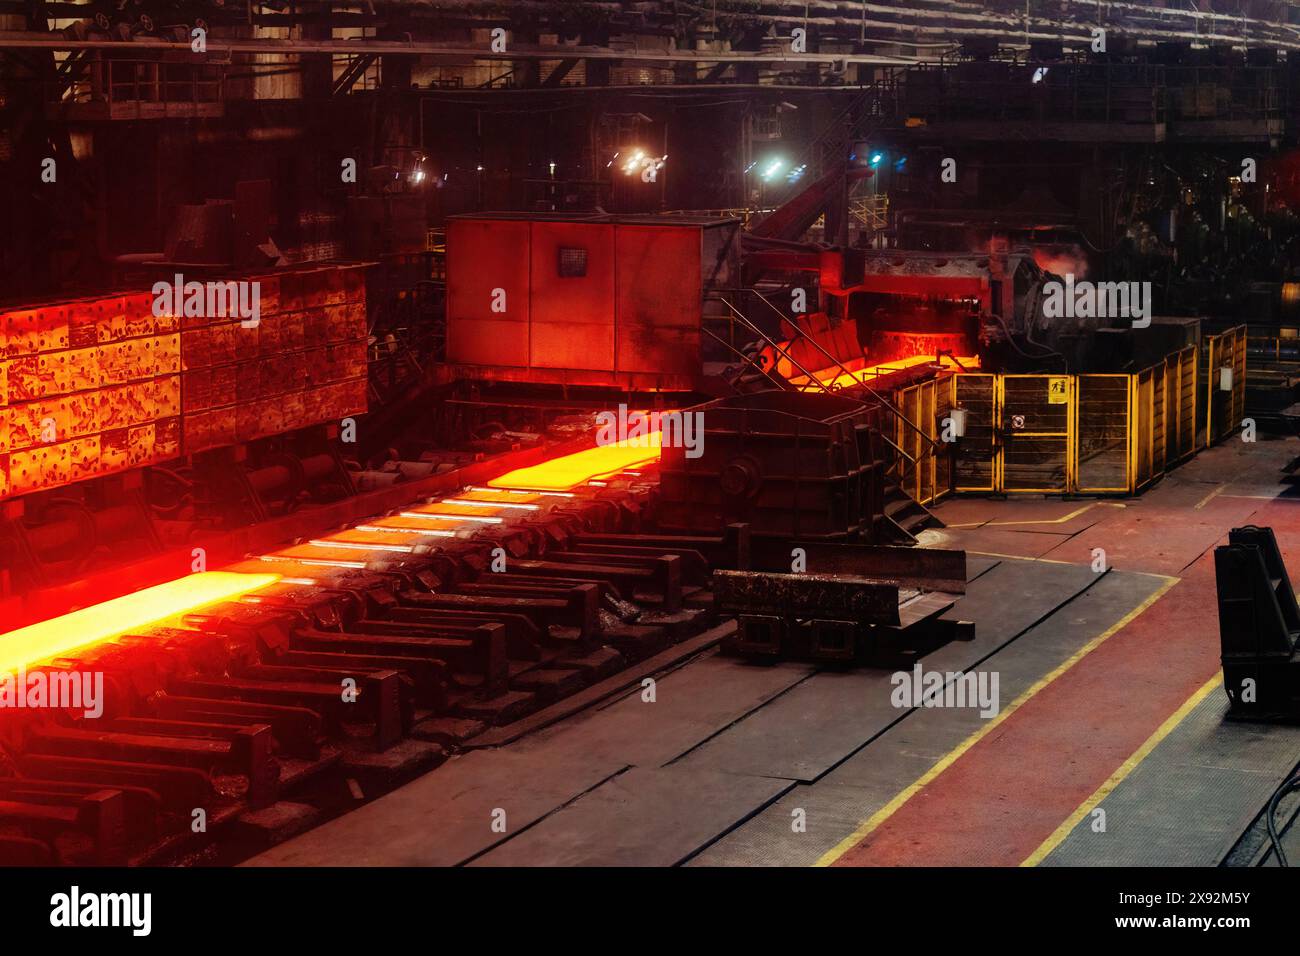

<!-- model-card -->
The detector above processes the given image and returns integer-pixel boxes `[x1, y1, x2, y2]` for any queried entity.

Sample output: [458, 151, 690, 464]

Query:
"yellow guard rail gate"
[894, 344, 1206, 500]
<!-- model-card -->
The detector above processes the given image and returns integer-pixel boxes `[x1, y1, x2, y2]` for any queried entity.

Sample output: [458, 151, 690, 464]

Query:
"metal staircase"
[699, 63, 945, 541]
[702, 291, 944, 543]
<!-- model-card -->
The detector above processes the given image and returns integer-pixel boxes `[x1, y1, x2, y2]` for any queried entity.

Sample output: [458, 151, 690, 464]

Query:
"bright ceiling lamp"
[0, 571, 280, 675]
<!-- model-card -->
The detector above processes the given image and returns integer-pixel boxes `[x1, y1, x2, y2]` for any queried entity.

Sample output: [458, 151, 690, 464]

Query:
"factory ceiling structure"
[0, 0, 1299, 936]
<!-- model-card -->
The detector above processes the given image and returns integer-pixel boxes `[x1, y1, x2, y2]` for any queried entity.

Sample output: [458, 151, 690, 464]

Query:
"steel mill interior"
[5, 0, 1300, 883]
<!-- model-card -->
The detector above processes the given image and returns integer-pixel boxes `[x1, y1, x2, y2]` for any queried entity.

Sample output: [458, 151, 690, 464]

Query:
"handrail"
[716, 298, 836, 396]
[719, 292, 942, 489]
[879, 431, 917, 465]
[748, 290, 861, 384]
[747, 290, 945, 458]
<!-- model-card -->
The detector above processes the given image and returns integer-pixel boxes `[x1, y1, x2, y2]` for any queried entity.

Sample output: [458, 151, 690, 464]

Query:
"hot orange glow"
[310, 539, 415, 554]
[457, 490, 544, 504]
[354, 523, 457, 539]
[261, 554, 368, 569]
[489, 433, 663, 491]
[361, 515, 464, 534]
[274, 544, 390, 564]
[231, 558, 322, 577]
[441, 497, 539, 511]
[468, 486, 574, 498]
[0, 571, 280, 675]
[399, 512, 503, 524]
[417, 502, 510, 518]
[791, 354, 980, 391]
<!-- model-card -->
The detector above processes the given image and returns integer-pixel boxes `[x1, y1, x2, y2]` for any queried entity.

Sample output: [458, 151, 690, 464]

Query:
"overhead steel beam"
[409, 84, 889, 94]
[0, 33, 920, 64]
[540, 57, 580, 87]
[3, 0, 1299, 49]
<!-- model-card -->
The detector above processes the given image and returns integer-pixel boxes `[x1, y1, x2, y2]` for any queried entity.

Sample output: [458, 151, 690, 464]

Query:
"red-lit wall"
[531, 221, 616, 370]
[445, 218, 531, 367]
[0, 264, 368, 500]
[615, 226, 700, 376]
[445, 217, 704, 387]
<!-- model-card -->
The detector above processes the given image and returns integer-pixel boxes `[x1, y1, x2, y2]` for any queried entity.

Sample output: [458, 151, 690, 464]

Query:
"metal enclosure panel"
[657, 391, 882, 539]
[891, 376, 951, 506]
[1203, 325, 1246, 447]
[446, 218, 530, 367]
[615, 225, 701, 375]
[528, 221, 615, 370]
[1075, 374, 1131, 493]
[953, 374, 997, 491]
[0, 265, 367, 497]
[1177, 346, 1197, 460]
[1001, 375, 1070, 493]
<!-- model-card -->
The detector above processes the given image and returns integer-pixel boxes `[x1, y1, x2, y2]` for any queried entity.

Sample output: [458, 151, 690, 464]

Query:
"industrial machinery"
[6, 0, 1300, 886]
[658, 390, 889, 540]
[0, 185, 974, 863]
[0, 418, 969, 865]
[1216, 525, 1300, 720]
[442, 211, 742, 391]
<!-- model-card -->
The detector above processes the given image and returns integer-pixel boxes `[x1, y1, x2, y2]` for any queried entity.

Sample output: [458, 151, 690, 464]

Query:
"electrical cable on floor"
[1265, 769, 1300, 867]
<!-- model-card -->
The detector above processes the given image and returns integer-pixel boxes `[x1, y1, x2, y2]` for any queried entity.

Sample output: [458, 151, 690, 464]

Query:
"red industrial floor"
[828, 441, 1299, 867]
[250, 438, 1299, 868]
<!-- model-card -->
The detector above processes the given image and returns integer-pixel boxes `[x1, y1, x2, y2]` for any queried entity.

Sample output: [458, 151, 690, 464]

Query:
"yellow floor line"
[813, 574, 1179, 868]
[1020, 672, 1224, 866]
[967, 549, 1080, 566]
[1193, 484, 1226, 511]
[945, 502, 1126, 530]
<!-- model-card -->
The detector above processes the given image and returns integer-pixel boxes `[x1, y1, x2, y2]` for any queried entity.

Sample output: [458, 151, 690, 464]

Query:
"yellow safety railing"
[1076, 373, 1132, 493]
[889, 376, 952, 505]
[1204, 326, 1247, 447]
[1001, 374, 1072, 493]
[1130, 345, 1198, 492]
[897, 344, 1203, 500]
[952, 373, 998, 493]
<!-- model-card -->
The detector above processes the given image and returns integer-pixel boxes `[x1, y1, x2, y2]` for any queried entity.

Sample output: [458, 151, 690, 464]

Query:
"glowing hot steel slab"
[0, 571, 281, 675]
[461, 489, 549, 503]
[468, 486, 573, 498]
[414, 502, 511, 518]
[489, 433, 663, 492]
[790, 354, 980, 391]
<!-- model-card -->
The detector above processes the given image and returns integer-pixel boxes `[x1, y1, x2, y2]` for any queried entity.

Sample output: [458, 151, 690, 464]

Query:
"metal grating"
[1001, 376, 1069, 493]
[1076, 375, 1130, 493]
[954, 374, 996, 492]
[951, 345, 1197, 496]
[1205, 326, 1247, 446]
[892, 376, 951, 506]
